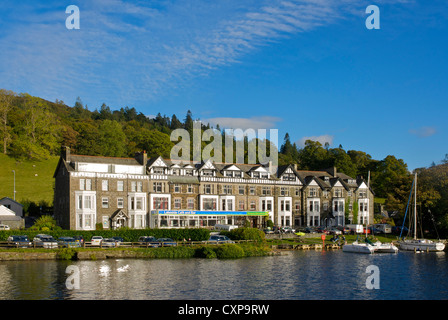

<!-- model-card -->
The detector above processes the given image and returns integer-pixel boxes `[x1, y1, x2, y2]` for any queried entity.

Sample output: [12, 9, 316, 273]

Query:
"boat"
[398, 172, 445, 252]
[342, 240, 375, 254]
[372, 241, 398, 253]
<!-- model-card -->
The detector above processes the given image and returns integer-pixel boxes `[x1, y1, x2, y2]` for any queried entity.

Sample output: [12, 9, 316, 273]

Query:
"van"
[214, 224, 238, 231]
[346, 224, 364, 234]
[373, 224, 392, 234]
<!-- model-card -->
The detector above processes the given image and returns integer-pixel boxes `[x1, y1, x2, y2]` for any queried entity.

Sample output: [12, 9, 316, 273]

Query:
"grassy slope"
[0, 154, 58, 205]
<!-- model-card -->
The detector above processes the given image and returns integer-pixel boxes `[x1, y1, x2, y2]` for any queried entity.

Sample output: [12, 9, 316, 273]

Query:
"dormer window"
[153, 167, 164, 174]
[225, 171, 233, 177]
[202, 169, 214, 176]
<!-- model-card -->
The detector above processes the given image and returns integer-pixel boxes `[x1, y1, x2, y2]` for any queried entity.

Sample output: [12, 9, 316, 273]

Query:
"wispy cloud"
[409, 126, 437, 138]
[296, 134, 334, 147]
[204, 116, 282, 131]
[0, 0, 377, 107]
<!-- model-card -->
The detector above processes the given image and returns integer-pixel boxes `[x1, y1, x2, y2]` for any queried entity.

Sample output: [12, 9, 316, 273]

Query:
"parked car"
[33, 235, 58, 248]
[207, 235, 235, 243]
[138, 236, 159, 247]
[157, 238, 177, 246]
[33, 234, 57, 248]
[367, 227, 382, 235]
[73, 235, 84, 245]
[282, 226, 296, 233]
[327, 228, 342, 235]
[91, 236, 103, 246]
[7, 235, 31, 247]
[335, 225, 350, 234]
[102, 238, 119, 247]
[112, 236, 124, 243]
[263, 228, 274, 234]
[0, 224, 10, 230]
[58, 237, 80, 248]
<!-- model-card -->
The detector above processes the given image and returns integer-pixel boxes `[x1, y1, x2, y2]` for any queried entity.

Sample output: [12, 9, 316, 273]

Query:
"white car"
[33, 234, 59, 248]
[91, 236, 104, 246]
[0, 224, 10, 230]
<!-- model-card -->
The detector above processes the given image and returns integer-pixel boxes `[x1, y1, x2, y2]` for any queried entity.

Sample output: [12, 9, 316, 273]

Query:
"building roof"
[0, 197, 24, 207]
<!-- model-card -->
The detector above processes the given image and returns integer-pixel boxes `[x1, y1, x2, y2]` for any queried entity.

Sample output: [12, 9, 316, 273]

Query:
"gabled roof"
[147, 156, 168, 168]
[0, 205, 16, 216]
[0, 197, 23, 207]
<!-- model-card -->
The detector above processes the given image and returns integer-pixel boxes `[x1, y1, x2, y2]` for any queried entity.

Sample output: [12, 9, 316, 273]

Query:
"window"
[117, 198, 124, 208]
[239, 185, 245, 195]
[250, 201, 256, 211]
[78, 194, 94, 210]
[222, 185, 232, 195]
[295, 188, 300, 196]
[323, 201, 329, 211]
[221, 198, 233, 211]
[102, 197, 109, 208]
[187, 198, 194, 209]
[153, 167, 164, 174]
[187, 184, 193, 193]
[203, 198, 217, 210]
[174, 198, 181, 209]
[238, 200, 245, 211]
[262, 186, 271, 196]
[280, 187, 288, 196]
[280, 200, 290, 212]
[309, 188, 317, 197]
[80, 179, 85, 190]
[294, 201, 300, 210]
[334, 189, 342, 197]
[261, 199, 272, 211]
[204, 184, 213, 194]
[131, 181, 136, 192]
[130, 196, 145, 211]
[250, 186, 256, 195]
[137, 181, 143, 192]
[153, 197, 169, 209]
[117, 181, 124, 192]
[174, 184, 181, 193]
[102, 180, 109, 191]
[154, 182, 164, 193]
[185, 169, 193, 176]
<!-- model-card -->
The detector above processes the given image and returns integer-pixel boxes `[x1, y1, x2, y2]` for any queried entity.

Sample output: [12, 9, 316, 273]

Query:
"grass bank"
[0, 242, 274, 261]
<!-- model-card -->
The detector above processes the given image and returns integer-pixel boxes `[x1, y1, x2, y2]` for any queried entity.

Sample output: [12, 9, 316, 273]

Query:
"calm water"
[0, 250, 447, 300]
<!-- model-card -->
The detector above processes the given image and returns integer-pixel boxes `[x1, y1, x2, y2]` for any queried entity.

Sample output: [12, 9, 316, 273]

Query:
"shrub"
[194, 246, 217, 259]
[225, 227, 265, 242]
[57, 248, 77, 260]
[214, 244, 245, 259]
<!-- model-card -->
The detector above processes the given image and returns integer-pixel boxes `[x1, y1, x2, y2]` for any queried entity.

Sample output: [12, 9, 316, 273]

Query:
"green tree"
[0, 89, 16, 154]
[98, 120, 127, 157]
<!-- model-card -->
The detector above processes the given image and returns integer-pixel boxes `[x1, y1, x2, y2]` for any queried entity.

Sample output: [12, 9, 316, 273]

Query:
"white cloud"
[204, 116, 282, 131]
[409, 126, 437, 138]
[0, 0, 354, 106]
[296, 134, 334, 147]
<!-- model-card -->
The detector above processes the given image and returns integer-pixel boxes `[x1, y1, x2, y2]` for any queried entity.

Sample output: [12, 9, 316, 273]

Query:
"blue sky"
[0, 0, 447, 170]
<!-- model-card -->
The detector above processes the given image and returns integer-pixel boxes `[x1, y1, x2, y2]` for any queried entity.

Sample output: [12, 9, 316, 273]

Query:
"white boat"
[342, 241, 375, 254]
[399, 239, 445, 252]
[397, 173, 445, 252]
[372, 241, 398, 253]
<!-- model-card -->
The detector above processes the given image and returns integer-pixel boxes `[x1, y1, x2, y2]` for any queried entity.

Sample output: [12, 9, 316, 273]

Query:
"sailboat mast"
[414, 172, 417, 240]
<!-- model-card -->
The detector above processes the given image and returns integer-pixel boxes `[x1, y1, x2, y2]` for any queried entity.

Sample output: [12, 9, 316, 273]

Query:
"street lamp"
[12, 170, 15, 201]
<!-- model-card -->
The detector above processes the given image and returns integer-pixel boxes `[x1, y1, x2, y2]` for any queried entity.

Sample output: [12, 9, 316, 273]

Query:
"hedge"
[0, 228, 211, 242]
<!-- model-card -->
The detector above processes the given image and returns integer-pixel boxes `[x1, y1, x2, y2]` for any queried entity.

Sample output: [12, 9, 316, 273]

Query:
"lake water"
[1, 250, 447, 300]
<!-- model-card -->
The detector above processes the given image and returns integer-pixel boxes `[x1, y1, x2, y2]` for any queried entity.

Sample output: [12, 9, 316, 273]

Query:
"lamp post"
[12, 170, 15, 201]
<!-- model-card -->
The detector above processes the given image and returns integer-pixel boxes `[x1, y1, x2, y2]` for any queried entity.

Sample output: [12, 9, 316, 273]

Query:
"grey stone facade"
[53, 147, 374, 230]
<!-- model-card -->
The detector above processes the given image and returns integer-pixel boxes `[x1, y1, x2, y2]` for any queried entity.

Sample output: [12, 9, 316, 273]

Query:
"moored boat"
[342, 241, 375, 254]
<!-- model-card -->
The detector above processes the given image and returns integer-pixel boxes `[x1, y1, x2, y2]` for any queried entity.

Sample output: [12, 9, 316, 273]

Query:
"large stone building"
[53, 147, 374, 230]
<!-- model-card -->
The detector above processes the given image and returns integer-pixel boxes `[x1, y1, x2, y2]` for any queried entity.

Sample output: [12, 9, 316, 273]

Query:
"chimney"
[326, 166, 337, 177]
[135, 150, 148, 165]
[61, 146, 70, 162]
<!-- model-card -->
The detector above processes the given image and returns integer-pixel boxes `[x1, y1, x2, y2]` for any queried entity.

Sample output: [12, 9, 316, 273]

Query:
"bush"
[57, 248, 77, 260]
[224, 227, 265, 242]
[194, 246, 217, 259]
[214, 244, 245, 259]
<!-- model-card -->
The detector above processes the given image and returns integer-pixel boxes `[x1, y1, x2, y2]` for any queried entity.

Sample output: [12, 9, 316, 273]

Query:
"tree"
[10, 94, 61, 160]
[98, 120, 127, 157]
[0, 89, 16, 154]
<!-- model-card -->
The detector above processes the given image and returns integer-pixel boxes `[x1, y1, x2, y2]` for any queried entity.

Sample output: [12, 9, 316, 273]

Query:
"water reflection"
[0, 251, 447, 300]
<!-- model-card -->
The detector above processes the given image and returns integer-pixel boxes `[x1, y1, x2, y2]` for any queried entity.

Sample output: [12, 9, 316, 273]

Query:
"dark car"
[157, 238, 177, 246]
[58, 237, 81, 248]
[207, 235, 235, 243]
[112, 236, 124, 243]
[7, 235, 31, 248]
[138, 236, 159, 247]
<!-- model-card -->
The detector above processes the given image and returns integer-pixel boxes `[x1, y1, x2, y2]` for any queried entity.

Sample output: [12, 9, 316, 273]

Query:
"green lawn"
[0, 154, 58, 205]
